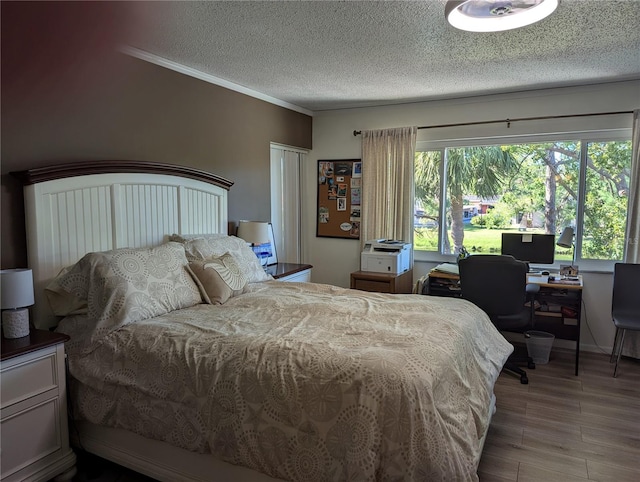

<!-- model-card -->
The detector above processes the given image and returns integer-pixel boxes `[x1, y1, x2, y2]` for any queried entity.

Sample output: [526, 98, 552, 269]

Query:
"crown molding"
[120, 46, 313, 117]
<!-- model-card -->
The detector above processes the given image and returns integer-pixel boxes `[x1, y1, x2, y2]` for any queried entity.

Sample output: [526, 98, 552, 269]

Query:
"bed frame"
[14, 160, 495, 481]
[14, 161, 232, 331]
[14, 161, 285, 481]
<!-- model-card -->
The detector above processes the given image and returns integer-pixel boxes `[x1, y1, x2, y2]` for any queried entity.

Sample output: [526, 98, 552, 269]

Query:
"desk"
[426, 270, 583, 375]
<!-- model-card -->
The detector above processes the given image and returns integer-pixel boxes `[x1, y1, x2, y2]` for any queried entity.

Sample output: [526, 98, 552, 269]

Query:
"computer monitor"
[501, 233, 555, 266]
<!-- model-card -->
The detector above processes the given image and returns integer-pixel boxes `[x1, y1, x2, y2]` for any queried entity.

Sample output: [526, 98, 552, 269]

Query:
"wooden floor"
[72, 348, 640, 482]
[478, 347, 640, 482]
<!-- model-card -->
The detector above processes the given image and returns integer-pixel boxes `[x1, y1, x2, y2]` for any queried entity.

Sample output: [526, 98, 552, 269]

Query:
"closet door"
[270, 145, 305, 263]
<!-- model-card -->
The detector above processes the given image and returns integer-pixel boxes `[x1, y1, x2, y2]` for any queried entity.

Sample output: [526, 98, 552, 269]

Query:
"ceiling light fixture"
[445, 0, 559, 32]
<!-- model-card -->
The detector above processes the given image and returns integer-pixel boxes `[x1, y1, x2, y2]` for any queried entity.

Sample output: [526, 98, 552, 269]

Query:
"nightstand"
[1, 330, 76, 482]
[266, 263, 313, 282]
[350, 269, 414, 294]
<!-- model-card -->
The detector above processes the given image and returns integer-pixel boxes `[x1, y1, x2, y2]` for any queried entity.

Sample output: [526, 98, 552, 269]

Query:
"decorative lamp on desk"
[1, 268, 35, 339]
[557, 227, 575, 256]
[557, 226, 579, 278]
[237, 221, 270, 267]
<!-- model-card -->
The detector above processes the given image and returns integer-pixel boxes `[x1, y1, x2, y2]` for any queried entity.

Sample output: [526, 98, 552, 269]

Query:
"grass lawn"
[414, 225, 573, 261]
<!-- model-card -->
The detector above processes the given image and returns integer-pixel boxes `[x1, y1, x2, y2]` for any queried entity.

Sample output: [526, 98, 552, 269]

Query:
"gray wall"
[1, 2, 312, 269]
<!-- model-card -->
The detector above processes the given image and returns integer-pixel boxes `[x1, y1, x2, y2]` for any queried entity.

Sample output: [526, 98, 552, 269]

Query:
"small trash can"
[524, 330, 555, 364]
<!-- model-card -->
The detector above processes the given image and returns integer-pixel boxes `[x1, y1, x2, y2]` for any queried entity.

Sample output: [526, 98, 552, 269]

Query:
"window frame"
[414, 128, 633, 273]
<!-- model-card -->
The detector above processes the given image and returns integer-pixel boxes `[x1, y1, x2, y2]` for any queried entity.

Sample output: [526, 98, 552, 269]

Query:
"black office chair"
[610, 262, 640, 378]
[458, 255, 537, 384]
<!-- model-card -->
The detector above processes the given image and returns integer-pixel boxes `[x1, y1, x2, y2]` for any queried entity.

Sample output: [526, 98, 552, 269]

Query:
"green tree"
[415, 140, 631, 260]
[506, 142, 580, 235]
[414, 150, 441, 219]
[582, 141, 631, 259]
[509, 140, 630, 259]
[471, 202, 511, 229]
[416, 147, 519, 254]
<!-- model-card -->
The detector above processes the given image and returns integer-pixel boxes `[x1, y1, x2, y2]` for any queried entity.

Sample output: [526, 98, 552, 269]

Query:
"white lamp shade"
[445, 0, 558, 32]
[1, 269, 34, 339]
[557, 227, 575, 248]
[237, 221, 270, 245]
[1, 268, 35, 309]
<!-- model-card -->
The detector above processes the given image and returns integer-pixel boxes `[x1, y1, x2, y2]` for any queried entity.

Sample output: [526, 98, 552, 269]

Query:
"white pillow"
[169, 234, 272, 283]
[46, 242, 202, 342]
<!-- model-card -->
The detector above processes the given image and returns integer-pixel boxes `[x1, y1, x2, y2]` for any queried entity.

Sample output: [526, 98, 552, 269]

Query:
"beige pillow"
[187, 252, 248, 304]
[46, 265, 89, 316]
[45, 242, 202, 344]
[170, 234, 272, 283]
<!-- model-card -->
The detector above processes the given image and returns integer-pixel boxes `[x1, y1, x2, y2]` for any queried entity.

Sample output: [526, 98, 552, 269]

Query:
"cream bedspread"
[58, 281, 512, 481]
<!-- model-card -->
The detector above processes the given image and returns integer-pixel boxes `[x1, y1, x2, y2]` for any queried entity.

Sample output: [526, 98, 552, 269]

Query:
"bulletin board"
[316, 159, 361, 239]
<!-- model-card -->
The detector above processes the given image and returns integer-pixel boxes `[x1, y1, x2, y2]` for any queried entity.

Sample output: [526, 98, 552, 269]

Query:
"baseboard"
[502, 331, 612, 355]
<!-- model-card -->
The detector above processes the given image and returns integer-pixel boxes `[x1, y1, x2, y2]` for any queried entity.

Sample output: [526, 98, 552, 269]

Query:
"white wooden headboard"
[13, 161, 233, 329]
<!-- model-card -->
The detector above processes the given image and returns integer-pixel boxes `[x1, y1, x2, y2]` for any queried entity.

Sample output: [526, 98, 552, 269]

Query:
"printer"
[361, 239, 411, 274]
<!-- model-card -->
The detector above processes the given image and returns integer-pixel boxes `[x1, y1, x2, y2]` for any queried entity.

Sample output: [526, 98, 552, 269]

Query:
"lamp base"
[2, 308, 30, 339]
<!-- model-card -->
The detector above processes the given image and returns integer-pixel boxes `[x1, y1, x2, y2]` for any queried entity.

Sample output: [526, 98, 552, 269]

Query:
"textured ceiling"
[127, 0, 640, 112]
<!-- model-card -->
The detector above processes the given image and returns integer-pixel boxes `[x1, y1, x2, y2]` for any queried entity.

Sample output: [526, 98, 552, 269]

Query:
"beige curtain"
[622, 110, 639, 358]
[625, 110, 640, 263]
[361, 127, 417, 250]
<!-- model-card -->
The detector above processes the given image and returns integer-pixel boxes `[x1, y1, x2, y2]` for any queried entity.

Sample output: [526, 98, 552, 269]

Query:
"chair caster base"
[528, 360, 536, 369]
[520, 374, 528, 384]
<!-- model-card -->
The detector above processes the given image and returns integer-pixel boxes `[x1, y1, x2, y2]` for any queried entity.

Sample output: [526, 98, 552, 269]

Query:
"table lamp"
[1, 268, 35, 339]
[236, 221, 270, 266]
[557, 227, 575, 251]
[557, 226, 577, 277]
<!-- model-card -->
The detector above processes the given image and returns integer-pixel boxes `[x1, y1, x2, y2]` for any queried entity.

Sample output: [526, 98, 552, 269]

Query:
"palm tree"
[416, 146, 518, 255]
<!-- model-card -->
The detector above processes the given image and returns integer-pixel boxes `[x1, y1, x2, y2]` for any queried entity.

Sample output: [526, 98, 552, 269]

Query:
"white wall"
[304, 80, 640, 354]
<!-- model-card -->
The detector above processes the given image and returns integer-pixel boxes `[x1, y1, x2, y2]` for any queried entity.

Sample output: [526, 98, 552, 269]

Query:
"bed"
[15, 161, 512, 482]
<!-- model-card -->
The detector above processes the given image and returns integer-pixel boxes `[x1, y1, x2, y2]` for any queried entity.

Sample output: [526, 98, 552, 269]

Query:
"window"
[414, 134, 632, 269]
[581, 141, 632, 261]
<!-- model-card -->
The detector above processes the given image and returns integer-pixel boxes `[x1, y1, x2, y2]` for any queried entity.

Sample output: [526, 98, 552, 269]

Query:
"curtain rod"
[352, 110, 634, 136]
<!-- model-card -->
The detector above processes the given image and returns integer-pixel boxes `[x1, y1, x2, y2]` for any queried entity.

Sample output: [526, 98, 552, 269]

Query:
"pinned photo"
[318, 162, 334, 184]
[319, 206, 329, 223]
[334, 162, 352, 176]
[350, 206, 361, 222]
[351, 188, 360, 205]
[353, 162, 362, 178]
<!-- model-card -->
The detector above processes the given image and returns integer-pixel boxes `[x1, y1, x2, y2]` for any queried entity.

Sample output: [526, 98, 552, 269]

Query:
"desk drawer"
[1, 351, 58, 409]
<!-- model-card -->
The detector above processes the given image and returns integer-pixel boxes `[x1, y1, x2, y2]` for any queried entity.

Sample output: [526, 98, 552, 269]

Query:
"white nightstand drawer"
[1, 331, 75, 481]
[1, 350, 58, 409]
[267, 263, 313, 283]
[1, 397, 62, 479]
[278, 270, 311, 282]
